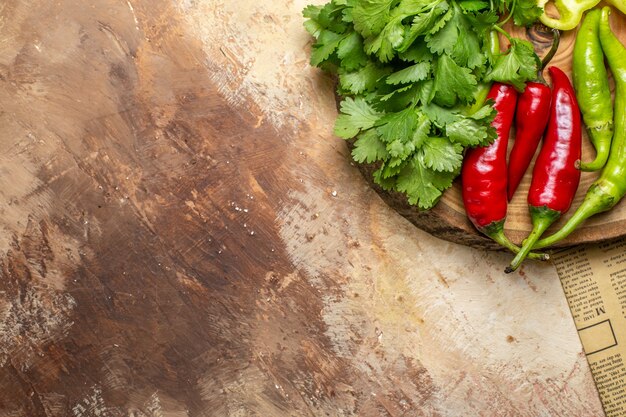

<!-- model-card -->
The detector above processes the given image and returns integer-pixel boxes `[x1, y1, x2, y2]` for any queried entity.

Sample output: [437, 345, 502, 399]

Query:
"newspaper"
[553, 238, 626, 417]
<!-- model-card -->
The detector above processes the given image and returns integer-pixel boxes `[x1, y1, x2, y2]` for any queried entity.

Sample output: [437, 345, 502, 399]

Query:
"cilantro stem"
[540, 28, 561, 70]
[498, 0, 517, 26]
[492, 24, 513, 44]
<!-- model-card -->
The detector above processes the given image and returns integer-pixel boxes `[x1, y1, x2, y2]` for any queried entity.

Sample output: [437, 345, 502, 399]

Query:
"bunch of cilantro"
[304, 0, 543, 209]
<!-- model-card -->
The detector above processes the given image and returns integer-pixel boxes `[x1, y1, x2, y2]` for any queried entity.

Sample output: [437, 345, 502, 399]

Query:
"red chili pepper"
[507, 29, 560, 201]
[463, 83, 516, 230]
[507, 82, 552, 201]
[462, 83, 534, 256]
[506, 66, 582, 273]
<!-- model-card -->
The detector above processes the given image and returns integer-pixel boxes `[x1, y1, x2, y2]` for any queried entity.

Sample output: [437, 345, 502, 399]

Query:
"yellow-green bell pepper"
[538, 0, 601, 30]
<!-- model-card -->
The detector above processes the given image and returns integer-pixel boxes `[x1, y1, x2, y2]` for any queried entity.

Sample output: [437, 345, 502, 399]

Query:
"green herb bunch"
[304, 0, 543, 209]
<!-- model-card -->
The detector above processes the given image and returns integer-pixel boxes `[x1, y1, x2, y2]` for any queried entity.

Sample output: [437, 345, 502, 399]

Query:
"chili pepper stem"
[531, 204, 592, 249]
[540, 28, 561, 72]
[505, 207, 560, 273]
[480, 221, 549, 261]
[533, 182, 618, 249]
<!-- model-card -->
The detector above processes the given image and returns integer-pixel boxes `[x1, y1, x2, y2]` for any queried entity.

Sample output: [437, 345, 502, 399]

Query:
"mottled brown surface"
[0, 1, 606, 416]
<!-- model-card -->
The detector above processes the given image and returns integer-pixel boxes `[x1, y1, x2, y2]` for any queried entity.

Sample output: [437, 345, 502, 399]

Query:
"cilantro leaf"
[422, 102, 496, 146]
[376, 107, 419, 146]
[453, 35, 484, 70]
[459, 0, 489, 11]
[394, 0, 437, 14]
[361, 0, 448, 61]
[417, 79, 434, 105]
[445, 117, 494, 146]
[486, 39, 540, 91]
[412, 112, 432, 149]
[337, 32, 369, 70]
[493, 0, 542, 26]
[431, 54, 477, 106]
[419, 136, 463, 172]
[352, 0, 395, 37]
[334, 97, 382, 139]
[303, 4, 323, 19]
[378, 109, 431, 159]
[379, 84, 416, 102]
[386, 62, 430, 85]
[491, 0, 508, 14]
[429, 5, 455, 33]
[373, 174, 396, 190]
[311, 1, 350, 35]
[425, 6, 459, 54]
[303, 5, 324, 37]
[421, 103, 460, 127]
[396, 157, 457, 209]
[399, 2, 450, 52]
[450, 14, 483, 69]
[339, 62, 391, 94]
[379, 158, 406, 178]
[398, 42, 434, 63]
[387, 156, 406, 168]
[364, 16, 406, 62]
[310, 30, 346, 66]
[469, 102, 496, 120]
[351, 129, 389, 163]
[467, 10, 499, 37]
[377, 82, 432, 111]
[303, 2, 349, 38]
[426, 4, 483, 69]
[373, 164, 401, 190]
[378, 84, 420, 112]
[511, 0, 543, 26]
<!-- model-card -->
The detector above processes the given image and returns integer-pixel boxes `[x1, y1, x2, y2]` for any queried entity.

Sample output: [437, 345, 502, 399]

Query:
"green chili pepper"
[534, 6, 626, 249]
[606, 0, 626, 15]
[573, 9, 613, 172]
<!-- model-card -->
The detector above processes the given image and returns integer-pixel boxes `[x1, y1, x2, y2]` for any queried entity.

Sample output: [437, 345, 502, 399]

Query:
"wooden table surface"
[0, 0, 606, 416]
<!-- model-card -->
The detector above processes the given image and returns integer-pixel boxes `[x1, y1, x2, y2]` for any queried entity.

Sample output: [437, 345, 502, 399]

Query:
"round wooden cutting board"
[352, 13, 626, 251]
